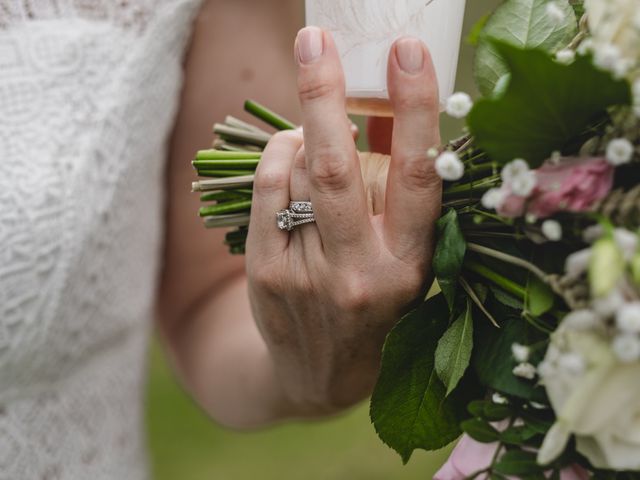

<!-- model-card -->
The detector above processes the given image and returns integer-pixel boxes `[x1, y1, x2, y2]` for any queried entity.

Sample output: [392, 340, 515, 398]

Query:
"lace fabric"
[0, 1, 203, 477]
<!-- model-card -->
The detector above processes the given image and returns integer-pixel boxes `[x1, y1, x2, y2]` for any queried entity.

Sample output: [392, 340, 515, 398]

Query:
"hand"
[245, 27, 442, 413]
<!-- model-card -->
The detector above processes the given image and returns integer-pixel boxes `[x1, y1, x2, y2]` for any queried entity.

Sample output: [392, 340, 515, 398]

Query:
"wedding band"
[289, 201, 314, 214]
[276, 208, 316, 232]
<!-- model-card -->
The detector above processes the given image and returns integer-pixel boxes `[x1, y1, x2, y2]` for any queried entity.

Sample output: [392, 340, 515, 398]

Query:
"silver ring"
[276, 208, 316, 232]
[289, 201, 314, 214]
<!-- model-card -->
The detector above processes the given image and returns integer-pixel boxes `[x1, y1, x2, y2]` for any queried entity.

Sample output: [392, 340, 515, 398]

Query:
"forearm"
[160, 274, 298, 428]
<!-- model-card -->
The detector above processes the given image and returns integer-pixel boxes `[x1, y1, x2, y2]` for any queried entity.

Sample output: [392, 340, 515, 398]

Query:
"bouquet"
[191, 0, 640, 477]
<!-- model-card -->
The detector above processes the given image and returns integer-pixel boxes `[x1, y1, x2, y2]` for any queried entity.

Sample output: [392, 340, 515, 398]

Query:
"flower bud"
[589, 237, 625, 298]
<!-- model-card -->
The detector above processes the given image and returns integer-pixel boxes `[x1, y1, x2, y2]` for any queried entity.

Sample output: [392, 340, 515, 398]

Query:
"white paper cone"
[306, 0, 467, 113]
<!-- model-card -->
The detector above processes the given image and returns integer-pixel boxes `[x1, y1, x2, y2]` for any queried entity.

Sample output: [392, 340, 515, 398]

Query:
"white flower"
[614, 228, 638, 260]
[555, 49, 575, 65]
[445, 92, 473, 119]
[513, 362, 537, 380]
[537, 360, 555, 379]
[525, 213, 538, 224]
[593, 43, 625, 76]
[512, 343, 531, 363]
[530, 401, 549, 410]
[481, 188, 506, 210]
[606, 138, 634, 166]
[426, 147, 439, 159]
[558, 352, 586, 375]
[563, 309, 602, 331]
[501, 158, 530, 183]
[593, 289, 626, 318]
[510, 171, 537, 197]
[577, 38, 594, 56]
[545, 1, 566, 24]
[616, 303, 640, 333]
[538, 327, 640, 469]
[612, 334, 640, 363]
[434, 151, 465, 181]
[542, 220, 563, 242]
[564, 248, 592, 278]
[585, 0, 640, 82]
[492, 393, 508, 405]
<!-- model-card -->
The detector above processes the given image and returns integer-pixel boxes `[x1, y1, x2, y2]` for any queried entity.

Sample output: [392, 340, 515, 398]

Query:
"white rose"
[538, 327, 640, 470]
[585, 0, 640, 80]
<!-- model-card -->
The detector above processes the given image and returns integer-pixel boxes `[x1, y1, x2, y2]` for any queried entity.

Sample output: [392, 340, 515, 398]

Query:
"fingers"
[246, 130, 303, 262]
[295, 27, 373, 261]
[384, 37, 443, 259]
[289, 146, 323, 253]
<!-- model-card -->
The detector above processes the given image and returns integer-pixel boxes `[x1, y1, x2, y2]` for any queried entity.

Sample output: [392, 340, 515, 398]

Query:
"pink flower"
[496, 157, 614, 219]
[434, 435, 590, 480]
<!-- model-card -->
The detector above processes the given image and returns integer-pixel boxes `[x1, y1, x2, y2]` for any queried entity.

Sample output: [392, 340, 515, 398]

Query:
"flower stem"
[199, 199, 252, 217]
[196, 150, 262, 160]
[467, 243, 550, 283]
[465, 261, 526, 299]
[244, 99, 297, 131]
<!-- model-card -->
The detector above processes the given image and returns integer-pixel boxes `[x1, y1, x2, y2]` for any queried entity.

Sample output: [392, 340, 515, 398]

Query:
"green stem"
[199, 199, 252, 217]
[197, 170, 256, 178]
[194, 160, 259, 169]
[467, 243, 550, 283]
[215, 125, 271, 147]
[465, 261, 526, 299]
[444, 175, 500, 197]
[196, 150, 262, 160]
[200, 190, 252, 202]
[245, 99, 297, 131]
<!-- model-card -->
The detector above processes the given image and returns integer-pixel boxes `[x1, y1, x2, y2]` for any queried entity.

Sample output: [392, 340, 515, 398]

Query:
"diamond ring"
[276, 203, 315, 232]
[289, 201, 314, 214]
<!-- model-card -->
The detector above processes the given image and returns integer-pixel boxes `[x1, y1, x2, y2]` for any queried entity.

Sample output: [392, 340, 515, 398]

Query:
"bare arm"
[158, 2, 442, 430]
[157, 0, 305, 428]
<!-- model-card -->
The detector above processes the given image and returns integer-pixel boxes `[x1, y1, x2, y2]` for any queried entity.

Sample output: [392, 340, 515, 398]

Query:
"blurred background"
[146, 1, 500, 479]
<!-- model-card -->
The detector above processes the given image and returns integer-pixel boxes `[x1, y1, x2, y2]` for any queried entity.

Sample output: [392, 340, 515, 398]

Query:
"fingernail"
[396, 37, 424, 74]
[296, 27, 324, 64]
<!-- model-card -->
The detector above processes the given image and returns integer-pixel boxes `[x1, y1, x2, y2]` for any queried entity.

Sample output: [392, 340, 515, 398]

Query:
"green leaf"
[468, 42, 632, 166]
[467, 399, 488, 418]
[435, 300, 474, 396]
[500, 425, 539, 445]
[467, 12, 491, 47]
[494, 450, 542, 476]
[434, 210, 467, 311]
[483, 403, 514, 422]
[472, 296, 547, 402]
[461, 418, 500, 443]
[525, 274, 555, 317]
[474, 0, 577, 96]
[370, 294, 466, 463]
[490, 286, 524, 310]
[467, 399, 514, 421]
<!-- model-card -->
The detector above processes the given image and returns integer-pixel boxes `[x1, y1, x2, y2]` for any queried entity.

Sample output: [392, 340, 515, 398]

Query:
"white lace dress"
[0, 1, 202, 478]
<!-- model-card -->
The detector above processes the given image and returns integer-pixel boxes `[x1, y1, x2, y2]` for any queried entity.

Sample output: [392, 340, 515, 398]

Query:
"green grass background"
[146, 2, 500, 478]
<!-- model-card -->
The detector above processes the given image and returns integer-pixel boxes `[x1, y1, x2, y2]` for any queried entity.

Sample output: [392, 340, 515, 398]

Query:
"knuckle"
[254, 168, 289, 196]
[335, 275, 372, 312]
[298, 71, 343, 104]
[293, 148, 307, 171]
[270, 130, 302, 147]
[398, 154, 442, 192]
[309, 145, 352, 191]
[395, 90, 438, 113]
[247, 264, 269, 287]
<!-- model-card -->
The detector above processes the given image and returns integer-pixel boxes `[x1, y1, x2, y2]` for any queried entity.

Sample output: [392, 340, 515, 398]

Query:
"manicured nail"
[396, 37, 424, 74]
[296, 27, 324, 64]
